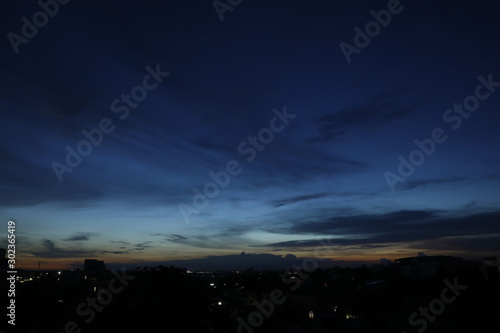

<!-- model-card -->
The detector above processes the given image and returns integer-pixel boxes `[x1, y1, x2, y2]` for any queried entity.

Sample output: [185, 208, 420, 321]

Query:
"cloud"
[400, 176, 466, 190]
[307, 91, 415, 144]
[135, 241, 153, 248]
[111, 240, 131, 245]
[165, 234, 187, 242]
[152, 232, 252, 251]
[284, 209, 437, 236]
[269, 192, 330, 207]
[29, 238, 94, 259]
[409, 234, 500, 253]
[263, 210, 500, 254]
[43, 239, 56, 251]
[151, 233, 187, 242]
[100, 251, 129, 255]
[62, 232, 97, 241]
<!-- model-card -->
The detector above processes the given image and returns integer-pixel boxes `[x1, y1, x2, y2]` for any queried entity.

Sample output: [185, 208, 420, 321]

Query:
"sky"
[1, 0, 499, 270]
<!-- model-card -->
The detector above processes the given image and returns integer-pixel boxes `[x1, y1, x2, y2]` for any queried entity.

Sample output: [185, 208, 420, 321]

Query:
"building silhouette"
[84, 259, 105, 272]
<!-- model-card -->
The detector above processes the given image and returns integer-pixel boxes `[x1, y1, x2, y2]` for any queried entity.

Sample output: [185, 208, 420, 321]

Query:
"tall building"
[84, 259, 105, 272]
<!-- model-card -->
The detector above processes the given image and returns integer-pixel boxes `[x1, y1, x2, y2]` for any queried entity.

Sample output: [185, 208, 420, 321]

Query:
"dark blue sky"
[1, 0, 499, 269]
